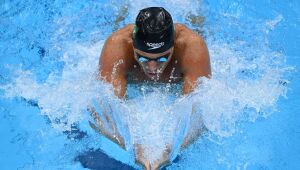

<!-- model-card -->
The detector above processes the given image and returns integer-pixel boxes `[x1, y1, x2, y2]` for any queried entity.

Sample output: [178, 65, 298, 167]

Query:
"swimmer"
[90, 7, 211, 170]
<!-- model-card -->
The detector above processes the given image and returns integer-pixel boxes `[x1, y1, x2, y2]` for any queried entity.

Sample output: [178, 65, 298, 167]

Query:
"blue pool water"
[1, 0, 299, 169]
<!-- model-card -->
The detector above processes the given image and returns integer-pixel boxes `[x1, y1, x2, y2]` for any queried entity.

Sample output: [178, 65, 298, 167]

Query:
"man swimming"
[90, 7, 211, 170]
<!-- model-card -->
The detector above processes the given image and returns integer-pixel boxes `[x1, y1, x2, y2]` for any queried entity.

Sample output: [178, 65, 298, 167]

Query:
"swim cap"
[133, 7, 175, 54]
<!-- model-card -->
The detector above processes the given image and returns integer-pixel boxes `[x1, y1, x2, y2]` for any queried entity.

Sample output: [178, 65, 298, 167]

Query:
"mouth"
[148, 72, 158, 76]
[145, 72, 161, 79]
[146, 71, 162, 76]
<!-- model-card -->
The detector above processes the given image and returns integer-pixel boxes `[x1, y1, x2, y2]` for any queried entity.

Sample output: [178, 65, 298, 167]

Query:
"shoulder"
[174, 23, 208, 62]
[174, 24, 211, 77]
[100, 24, 135, 75]
[101, 24, 135, 57]
[174, 23, 205, 46]
[107, 24, 135, 44]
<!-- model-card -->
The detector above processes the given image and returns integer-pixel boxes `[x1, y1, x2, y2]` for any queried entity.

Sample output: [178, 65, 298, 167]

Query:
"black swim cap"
[133, 7, 175, 54]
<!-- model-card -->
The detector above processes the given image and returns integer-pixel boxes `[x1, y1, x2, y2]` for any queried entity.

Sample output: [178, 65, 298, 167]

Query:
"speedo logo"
[146, 42, 164, 50]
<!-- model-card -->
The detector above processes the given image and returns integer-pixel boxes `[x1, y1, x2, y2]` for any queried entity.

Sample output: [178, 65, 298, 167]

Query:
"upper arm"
[99, 34, 130, 98]
[181, 34, 211, 94]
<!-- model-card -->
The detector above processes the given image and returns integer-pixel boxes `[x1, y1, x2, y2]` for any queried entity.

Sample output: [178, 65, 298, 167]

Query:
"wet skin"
[99, 24, 211, 98]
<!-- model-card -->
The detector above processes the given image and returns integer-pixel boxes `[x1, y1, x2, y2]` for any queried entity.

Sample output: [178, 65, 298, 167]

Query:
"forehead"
[134, 47, 173, 58]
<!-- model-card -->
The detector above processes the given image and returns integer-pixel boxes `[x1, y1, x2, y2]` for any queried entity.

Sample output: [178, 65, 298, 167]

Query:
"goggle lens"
[137, 53, 170, 63]
[138, 56, 149, 62]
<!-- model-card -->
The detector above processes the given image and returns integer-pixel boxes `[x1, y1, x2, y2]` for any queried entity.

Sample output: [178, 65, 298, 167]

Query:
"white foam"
[1, 41, 111, 130]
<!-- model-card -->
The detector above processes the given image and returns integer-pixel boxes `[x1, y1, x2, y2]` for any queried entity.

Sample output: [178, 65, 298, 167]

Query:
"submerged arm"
[180, 104, 206, 150]
[88, 104, 126, 149]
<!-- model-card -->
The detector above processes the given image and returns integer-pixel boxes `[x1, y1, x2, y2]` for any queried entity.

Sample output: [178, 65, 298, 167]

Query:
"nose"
[146, 61, 158, 72]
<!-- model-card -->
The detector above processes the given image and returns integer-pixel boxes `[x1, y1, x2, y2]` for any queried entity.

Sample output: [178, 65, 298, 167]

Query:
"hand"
[88, 100, 125, 150]
[134, 144, 150, 170]
[134, 144, 171, 170]
[151, 145, 171, 170]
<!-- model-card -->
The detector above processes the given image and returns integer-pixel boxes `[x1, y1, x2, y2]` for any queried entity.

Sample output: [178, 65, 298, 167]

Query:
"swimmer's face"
[134, 47, 174, 80]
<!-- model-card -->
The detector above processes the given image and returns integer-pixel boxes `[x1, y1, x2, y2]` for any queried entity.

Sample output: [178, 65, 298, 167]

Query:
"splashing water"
[0, 0, 294, 169]
[1, 36, 289, 167]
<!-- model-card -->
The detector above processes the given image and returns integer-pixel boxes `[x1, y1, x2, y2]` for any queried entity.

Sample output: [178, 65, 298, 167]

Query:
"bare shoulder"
[175, 23, 206, 47]
[106, 24, 134, 43]
[101, 24, 134, 60]
[174, 23, 211, 77]
[99, 24, 135, 79]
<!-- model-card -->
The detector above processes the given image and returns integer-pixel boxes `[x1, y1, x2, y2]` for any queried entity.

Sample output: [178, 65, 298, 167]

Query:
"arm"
[181, 34, 211, 94]
[99, 30, 133, 98]
[88, 105, 125, 149]
[89, 26, 133, 148]
[180, 104, 206, 150]
[180, 33, 211, 148]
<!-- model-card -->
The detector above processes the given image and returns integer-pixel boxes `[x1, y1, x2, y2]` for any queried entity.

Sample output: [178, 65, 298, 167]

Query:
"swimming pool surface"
[1, 0, 299, 169]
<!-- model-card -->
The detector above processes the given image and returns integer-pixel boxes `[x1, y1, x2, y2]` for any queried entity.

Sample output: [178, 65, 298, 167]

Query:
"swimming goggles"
[136, 52, 171, 63]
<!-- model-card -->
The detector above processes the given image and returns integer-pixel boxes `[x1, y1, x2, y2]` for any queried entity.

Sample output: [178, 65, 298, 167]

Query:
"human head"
[132, 7, 175, 80]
